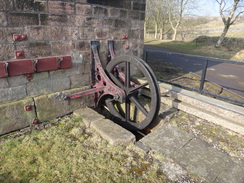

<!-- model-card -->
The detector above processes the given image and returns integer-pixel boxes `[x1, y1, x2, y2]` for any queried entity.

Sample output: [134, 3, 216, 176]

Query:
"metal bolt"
[13, 35, 20, 41]
[32, 119, 39, 124]
[17, 52, 22, 57]
[25, 105, 32, 111]
[26, 73, 32, 79]
[21, 35, 26, 40]
[125, 45, 129, 49]
[122, 35, 128, 39]
[114, 92, 120, 100]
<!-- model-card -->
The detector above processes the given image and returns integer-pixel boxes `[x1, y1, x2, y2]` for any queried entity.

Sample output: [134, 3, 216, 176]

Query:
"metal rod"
[144, 51, 148, 63]
[200, 60, 209, 91]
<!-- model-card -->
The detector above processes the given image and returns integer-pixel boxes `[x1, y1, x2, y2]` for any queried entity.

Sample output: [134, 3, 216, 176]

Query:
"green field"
[144, 38, 244, 61]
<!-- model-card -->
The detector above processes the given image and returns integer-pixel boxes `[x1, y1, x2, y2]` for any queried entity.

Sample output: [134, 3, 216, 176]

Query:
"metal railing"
[144, 50, 244, 107]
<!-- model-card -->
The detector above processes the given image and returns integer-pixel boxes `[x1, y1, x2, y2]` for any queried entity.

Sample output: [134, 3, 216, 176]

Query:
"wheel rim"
[105, 55, 160, 130]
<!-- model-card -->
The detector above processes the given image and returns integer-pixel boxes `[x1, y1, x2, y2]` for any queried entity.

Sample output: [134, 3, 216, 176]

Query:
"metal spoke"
[130, 96, 148, 116]
[128, 82, 149, 94]
[125, 62, 130, 88]
[133, 106, 138, 122]
[125, 100, 130, 121]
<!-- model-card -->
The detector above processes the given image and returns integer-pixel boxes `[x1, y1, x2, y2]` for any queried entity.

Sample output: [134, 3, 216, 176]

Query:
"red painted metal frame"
[8, 59, 34, 76]
[36, 57, 59, 72]
[65, 41, 126, 108]
[60, 55, 72, 69]
[0, 55, 72, 78]
[65, 87, 106, 100]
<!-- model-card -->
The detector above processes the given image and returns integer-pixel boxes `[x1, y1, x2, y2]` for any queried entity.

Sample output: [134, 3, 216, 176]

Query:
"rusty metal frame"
[65, 41, 126, 108]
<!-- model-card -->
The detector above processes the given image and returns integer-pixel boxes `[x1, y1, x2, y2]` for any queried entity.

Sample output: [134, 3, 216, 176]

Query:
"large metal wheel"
[105, 55, 160, 130]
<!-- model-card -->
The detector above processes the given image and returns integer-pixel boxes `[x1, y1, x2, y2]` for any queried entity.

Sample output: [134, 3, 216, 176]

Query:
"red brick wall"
[0, 0, 146, 104]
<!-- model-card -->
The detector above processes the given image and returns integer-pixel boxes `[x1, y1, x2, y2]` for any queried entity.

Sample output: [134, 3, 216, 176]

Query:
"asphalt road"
[144, 45, 244, 100]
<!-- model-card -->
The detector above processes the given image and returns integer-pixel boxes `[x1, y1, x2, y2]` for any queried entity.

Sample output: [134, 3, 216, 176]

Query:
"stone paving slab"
[140, 124, 194, 157]
[140, 123, 244, 183]
[215, 157, 244, 183]
[173, 138, 229, 181]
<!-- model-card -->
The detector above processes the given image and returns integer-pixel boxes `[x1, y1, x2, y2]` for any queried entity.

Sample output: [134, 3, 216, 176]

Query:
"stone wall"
[0, 0, 146, 135]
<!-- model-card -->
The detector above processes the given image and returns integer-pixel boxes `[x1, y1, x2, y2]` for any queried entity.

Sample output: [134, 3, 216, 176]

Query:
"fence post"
[143, 51, 148, 63]
[200, 60, 209, 91]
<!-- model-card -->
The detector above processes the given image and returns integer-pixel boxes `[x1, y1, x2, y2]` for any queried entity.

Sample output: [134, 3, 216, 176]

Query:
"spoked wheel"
[105, 55, 160, 130]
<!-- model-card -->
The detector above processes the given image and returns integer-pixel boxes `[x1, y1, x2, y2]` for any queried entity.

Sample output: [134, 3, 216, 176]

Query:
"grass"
[0, 115, 168, 183]
[144, 38, 244, 61]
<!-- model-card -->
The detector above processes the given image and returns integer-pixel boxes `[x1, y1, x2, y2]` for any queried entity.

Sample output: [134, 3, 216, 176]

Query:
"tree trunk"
[154, 23, 158, 39]
[172, 28, 177, 41]
[144, 22, 147, 38]
[215, 25, 230, 48]
[159, 28, 163, 40]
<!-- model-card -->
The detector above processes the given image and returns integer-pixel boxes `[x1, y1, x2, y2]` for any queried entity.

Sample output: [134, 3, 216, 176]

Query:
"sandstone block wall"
[0, 0, 146, 135]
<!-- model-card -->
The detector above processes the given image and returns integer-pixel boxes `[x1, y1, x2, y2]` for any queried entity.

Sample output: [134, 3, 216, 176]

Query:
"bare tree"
[146, 0, 171, 39]
[166, 0, 190, 40]
[146, 0, 160, 39]
[158, 4, 171, 40]
[215, 0, 244, 47]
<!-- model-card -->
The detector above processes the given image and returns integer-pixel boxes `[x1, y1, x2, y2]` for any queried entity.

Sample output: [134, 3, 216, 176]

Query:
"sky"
[194, 1, 220, 17]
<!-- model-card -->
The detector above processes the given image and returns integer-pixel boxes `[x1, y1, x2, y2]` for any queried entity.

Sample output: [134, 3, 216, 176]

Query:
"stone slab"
[0, 86, 27, 104]
[91, 119, 135, 145]
[140, 123, 244, 183]
[34, 87, 92, 121]
[0, 98, 36, 135]
[140, 124, 194, 156]
[173, 138, 230, 182]
[73, 107, 104, 127]
[27, 78, 70, 96]
[162, 97, 244, 135]
[159, 83, 244, 125]
[215, 157, 244, 183]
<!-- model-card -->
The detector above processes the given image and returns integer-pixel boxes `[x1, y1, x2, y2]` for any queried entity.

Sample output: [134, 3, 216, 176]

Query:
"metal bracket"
[57, 57, 63, 68]
[32, 59, 38, 72]
[13, 34, 27, 41]
[3, 62, 9, 77]
[0, 62, 9, 77]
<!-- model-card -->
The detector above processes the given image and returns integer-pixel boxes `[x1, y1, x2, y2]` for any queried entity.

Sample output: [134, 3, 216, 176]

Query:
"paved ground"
[144, 45, 244, 99]
[139, 123, 244, 183]
[77, 106, 243, 183]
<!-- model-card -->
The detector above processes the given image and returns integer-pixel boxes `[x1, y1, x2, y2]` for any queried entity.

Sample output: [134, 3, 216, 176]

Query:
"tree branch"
[230, 10, 244, 25]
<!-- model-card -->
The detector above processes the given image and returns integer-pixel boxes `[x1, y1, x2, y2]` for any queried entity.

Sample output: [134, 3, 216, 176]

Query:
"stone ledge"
[73, 107, 104, 127]
[159, 83, 244, 135]
[91, 118, 136, 145]
[0, 98, 36, 135]
[74, 107, 135, 145]
[34, 87, 92, 121]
